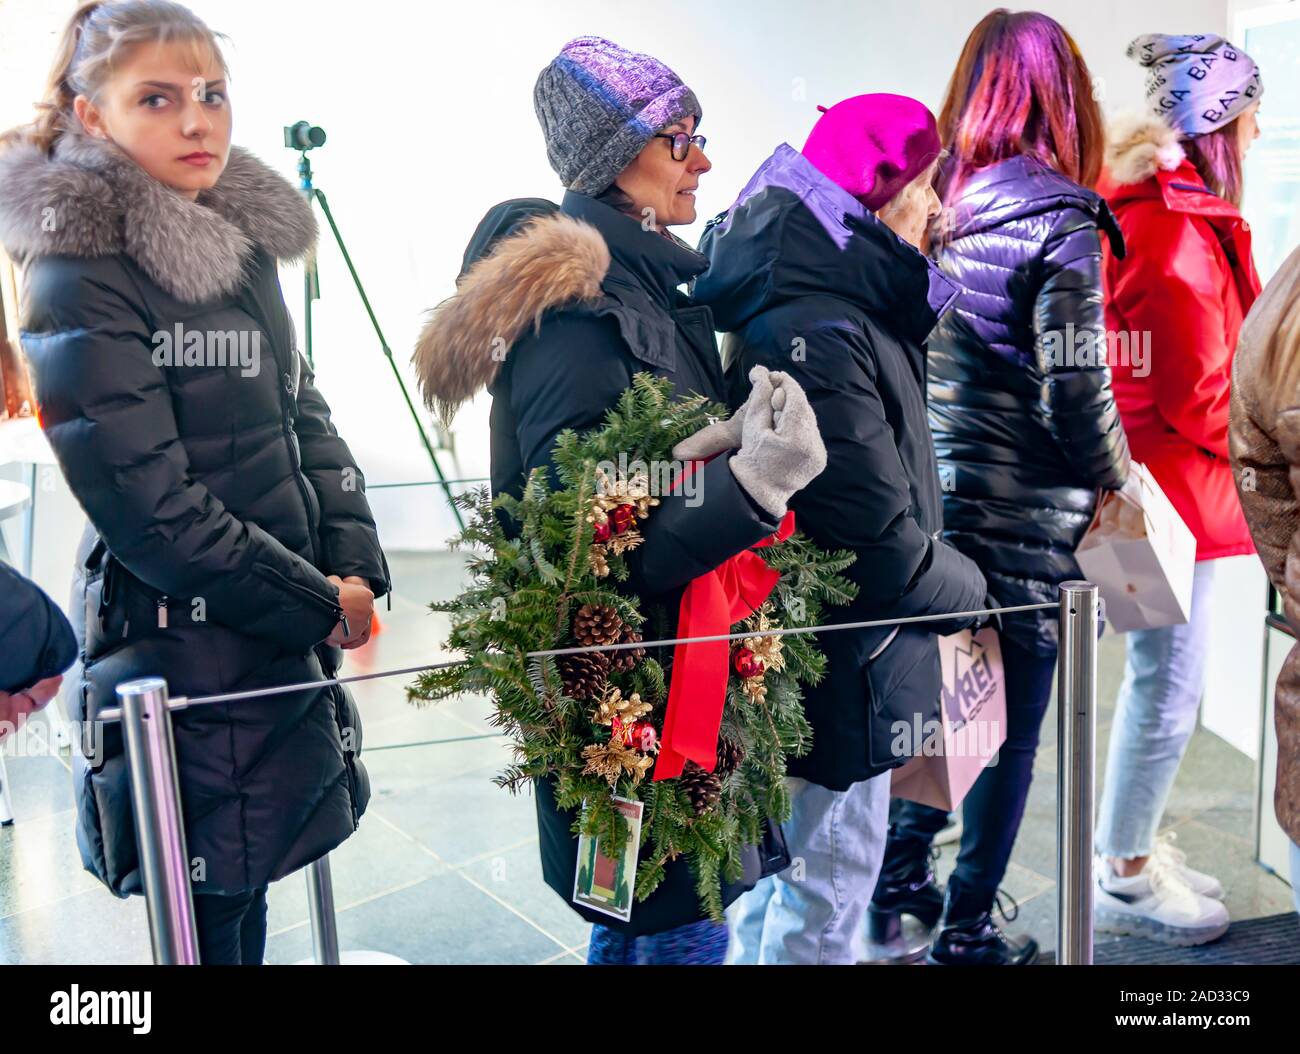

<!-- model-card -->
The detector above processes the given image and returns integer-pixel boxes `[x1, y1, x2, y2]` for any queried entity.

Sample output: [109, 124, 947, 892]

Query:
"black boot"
[926, 879, 1039, 965]
[867, 834, 944, 946]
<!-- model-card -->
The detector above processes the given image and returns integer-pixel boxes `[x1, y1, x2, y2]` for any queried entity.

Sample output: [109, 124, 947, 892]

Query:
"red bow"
[653, 510, 795, 780]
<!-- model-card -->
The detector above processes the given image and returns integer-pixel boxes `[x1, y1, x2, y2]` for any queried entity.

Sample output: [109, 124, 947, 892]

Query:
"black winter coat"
[0, 130, 389, 897]
[695, 144, 988, 791]
[928, 155, 1130, 655]
[0, 561, 76, 694]
[415, 189, 778, 935]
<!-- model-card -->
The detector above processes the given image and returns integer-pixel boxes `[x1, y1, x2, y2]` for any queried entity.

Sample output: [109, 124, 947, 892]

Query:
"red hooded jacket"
[1099, 115, 1261, 560]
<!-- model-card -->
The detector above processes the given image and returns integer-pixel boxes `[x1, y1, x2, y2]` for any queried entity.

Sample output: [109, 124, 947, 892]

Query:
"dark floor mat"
[1039, 912, 1300, 964]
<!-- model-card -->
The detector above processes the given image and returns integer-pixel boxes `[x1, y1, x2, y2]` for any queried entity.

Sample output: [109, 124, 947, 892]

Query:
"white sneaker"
[1094, 855, 1229, 946]
[1151, 832, 1224, 900]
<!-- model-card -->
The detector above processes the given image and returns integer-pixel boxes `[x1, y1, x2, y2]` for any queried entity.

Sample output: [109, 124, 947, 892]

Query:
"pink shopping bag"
[890, 627, 1008, 811]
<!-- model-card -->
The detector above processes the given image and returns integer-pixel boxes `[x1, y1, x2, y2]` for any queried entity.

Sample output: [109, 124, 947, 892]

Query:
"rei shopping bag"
[1074, 463, 1195, 632]
[891, 627, 1007, 811]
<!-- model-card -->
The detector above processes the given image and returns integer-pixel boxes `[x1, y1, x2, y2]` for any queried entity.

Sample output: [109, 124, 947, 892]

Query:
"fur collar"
[413, 211, 610, 422]
[0, 129, 317, 303]
[1105, 112, 1187, 186]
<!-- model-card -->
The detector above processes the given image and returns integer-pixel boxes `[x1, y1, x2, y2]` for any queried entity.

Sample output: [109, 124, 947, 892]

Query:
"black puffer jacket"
[415, 189, 779, 935]
[0, 129, 389, 897]
[928, 155, 1130, 655]
[695, 144, 988, 791]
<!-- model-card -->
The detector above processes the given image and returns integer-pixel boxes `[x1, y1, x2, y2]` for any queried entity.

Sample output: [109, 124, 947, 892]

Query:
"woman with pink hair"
[871, 9, 1131, 965]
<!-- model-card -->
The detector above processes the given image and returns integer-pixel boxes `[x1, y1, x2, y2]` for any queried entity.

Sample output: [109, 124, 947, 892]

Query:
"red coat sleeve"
[1109, 204, 1234, 458]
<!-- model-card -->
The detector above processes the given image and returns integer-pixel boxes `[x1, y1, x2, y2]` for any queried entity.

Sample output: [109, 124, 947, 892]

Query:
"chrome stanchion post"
[117, 677, 199, 965]
[1056, 582, 1098, 965]
[0, 752, 14, 826]
[296, 855, 408, 965]
[306, 856, 341, 965]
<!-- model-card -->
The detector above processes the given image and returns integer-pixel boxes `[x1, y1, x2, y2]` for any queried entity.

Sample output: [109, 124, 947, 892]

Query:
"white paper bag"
[1075, 462, 1196, 632]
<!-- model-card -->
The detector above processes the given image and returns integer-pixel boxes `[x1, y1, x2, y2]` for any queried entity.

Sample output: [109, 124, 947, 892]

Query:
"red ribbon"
[653, 509, 795, 780]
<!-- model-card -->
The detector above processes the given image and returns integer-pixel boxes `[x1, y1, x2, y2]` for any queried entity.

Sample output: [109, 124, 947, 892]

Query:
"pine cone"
[679, 761, 722, 816]
[558, 651, 610, 701]
[716, 737, 745, 775]
[610, 625, 646, 673]
[573, 603, 624, 647]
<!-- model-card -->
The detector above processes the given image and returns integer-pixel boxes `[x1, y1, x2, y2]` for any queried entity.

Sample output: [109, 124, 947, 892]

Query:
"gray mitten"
[726, 366, 827, 518]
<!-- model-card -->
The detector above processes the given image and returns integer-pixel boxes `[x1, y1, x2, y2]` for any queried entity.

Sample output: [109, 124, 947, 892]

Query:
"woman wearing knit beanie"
[1093, 33, 1264, 946]
[873, 9, 1131, 966]
[694, 93, 989, 964]
[413, 36, 826, 965]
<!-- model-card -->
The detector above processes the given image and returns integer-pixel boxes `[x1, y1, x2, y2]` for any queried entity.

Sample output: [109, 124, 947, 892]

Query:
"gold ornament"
[592, 686, 653, 727]
[586, 467, 659, 578]
[605, 532, 644, 557]
[739, 606, 785, 702]
[591, 467, 660, 520]
[581, 738, 655, 787]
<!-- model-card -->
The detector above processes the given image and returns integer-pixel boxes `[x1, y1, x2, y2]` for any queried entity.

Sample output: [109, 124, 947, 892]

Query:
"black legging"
[192, 885, 269, 965]
[891, 635, 1058, 913]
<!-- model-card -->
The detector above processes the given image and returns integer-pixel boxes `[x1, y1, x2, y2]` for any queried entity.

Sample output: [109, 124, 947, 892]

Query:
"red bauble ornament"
[628, 720, 657, 753]
[733, 647, 765, 679]
[610, 503, 636, 535]
[592, 520, 612, 543]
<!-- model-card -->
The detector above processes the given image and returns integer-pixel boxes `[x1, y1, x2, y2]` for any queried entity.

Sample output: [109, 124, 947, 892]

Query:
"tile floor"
[0, 551, 1294, 964]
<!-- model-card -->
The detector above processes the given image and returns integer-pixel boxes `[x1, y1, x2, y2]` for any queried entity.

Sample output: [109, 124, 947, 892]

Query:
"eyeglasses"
[654, 132, 707, 161]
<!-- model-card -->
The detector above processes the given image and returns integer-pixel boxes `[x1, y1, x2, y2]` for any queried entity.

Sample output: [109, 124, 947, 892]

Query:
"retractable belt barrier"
[110, 583, 1099, 966]
[368, 476, 489, 491]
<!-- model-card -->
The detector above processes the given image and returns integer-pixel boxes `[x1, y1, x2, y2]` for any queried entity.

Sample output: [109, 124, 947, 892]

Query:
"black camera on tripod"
[284, 121, 326, 152]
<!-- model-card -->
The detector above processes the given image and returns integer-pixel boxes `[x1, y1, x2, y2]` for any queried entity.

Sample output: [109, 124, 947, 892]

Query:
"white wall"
[1, 0, 1229, 554]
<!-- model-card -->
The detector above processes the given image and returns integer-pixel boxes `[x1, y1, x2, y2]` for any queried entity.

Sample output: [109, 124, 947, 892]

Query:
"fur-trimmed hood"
[414, 190, 709, 423]
[0, 129, 317, 303]
[1104, 112, 1187, 187]
[414, 205, 610, 422]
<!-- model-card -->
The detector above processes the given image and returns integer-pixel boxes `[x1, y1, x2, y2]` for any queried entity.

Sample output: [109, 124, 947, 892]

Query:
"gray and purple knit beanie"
[1128, 33, 1263, 138]
[533, 36, 703, 195]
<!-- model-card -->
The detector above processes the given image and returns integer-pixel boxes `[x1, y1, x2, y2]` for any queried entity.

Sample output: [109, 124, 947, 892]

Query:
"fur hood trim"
[0, 128, 317, 303]
[1106, 112, 1187, 186]
[413, 212, 610, 421]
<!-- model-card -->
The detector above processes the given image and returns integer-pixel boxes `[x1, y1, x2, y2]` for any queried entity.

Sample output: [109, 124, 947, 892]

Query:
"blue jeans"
[1095, 561, 1215, 859]
[726, 772, 891, 964]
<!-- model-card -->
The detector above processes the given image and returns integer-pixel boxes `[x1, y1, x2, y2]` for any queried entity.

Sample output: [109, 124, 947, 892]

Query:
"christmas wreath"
[408, 374, 856, 920]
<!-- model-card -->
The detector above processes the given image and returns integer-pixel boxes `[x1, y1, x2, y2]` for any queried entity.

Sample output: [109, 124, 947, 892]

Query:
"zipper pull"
[157, 596, 169, 629]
